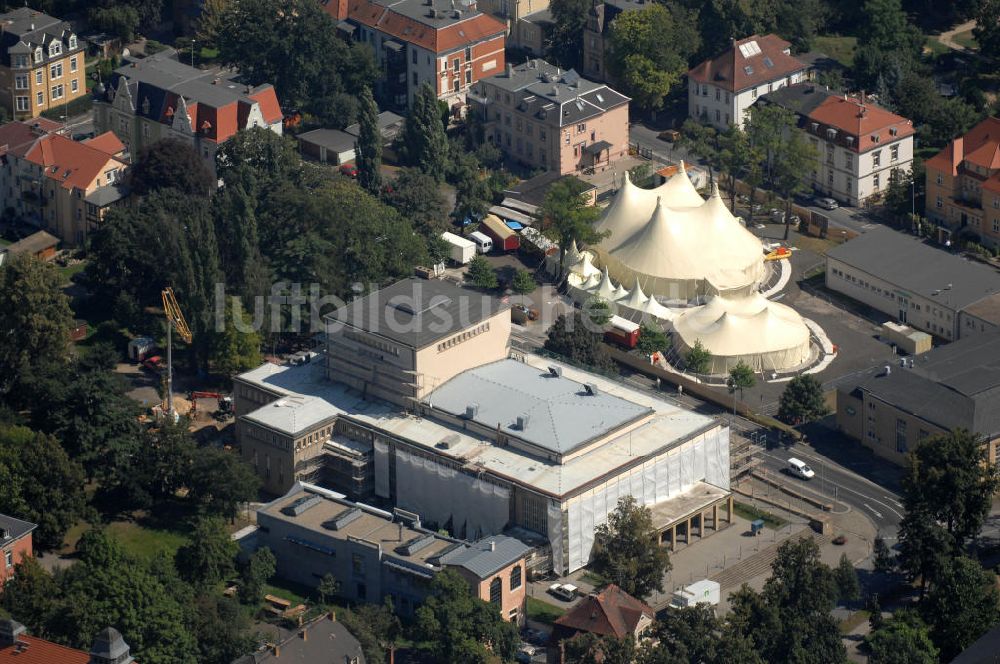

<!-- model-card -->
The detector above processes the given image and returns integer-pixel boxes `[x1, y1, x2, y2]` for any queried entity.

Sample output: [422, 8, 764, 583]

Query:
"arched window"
[509, 565, 522, 591]
[489, 577, 502, 605]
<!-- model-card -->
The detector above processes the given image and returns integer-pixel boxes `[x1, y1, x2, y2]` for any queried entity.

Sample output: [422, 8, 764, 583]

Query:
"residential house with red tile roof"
[0, 514, 35, 589]
[0, 620, 135, 664]
[549, 584, 654, 662]
[687, 34, 810, 130]
[0, 119, 128, 244]
[925, 117, 1000, 249]
[93, 53, 282, 177]
[324, 0, 505, 113]
[761, 83, 915, 206]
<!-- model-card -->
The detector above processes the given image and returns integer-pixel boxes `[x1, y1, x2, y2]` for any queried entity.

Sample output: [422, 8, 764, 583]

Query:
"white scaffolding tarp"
[562, 428, 729, 572]
[547, 501, 564, 574]
[394, 449, 511, 540]
[373, 440, 390, 499]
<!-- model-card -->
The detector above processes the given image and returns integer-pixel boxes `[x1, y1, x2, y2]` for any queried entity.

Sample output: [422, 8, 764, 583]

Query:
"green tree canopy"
[921, 556, 1000, 661]
[606, 2, 699, 112]
[777, 375, 829, 424]
[356, 86, 383, 195]
[188, 447, 260, 522]
[0, 424, 86, 549]
[545, 312, 615, 372]
[833, 553, 860, 603]
[414, 569, 519, 664]
[546, 0, 590, 69]
[238, 546, 276, 605]
[684, 340, 711, 374]
[591, 495, 671, 599]
[175, 516, 239, 589]
[466, 255, 499, 290]
[398, 84, 449, 179]
[216, 0, 375, 122]
[512, 269, 536, 295]
[537, 177, 604, 278]
[0, 254, 73, 399]
[383, 168, 450, 241]
[129, 139, 215, 198]
[636, 322, 670, 356]
[866, 609, 938, 664]
[726, 361, 755, 401]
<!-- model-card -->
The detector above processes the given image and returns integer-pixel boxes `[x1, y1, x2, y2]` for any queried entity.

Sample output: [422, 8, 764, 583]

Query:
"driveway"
[937, 19, 977, 51]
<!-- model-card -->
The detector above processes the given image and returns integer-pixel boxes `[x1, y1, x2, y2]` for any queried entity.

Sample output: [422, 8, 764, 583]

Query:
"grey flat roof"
[826, 227, 1000, 311]
[438, 534, 531, 577]
[345, 110, 404, 138]
[85, 184, 128, 208]
[426, 358, 652, 454]
[848, 331, 1000, 437]
[0, 513, 37, 544]
[325, 278, 506, 350]
[370, 0, 489, 28]
[298, 128, 357, 153]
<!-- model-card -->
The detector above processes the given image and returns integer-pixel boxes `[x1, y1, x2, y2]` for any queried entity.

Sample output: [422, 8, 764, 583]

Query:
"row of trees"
[565, 536, 859, 664]
[1, 527, 277, 664]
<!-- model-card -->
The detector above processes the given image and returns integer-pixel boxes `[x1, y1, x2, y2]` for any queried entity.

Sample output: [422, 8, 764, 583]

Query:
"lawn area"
[839, 609, 871, 634]
[61, 519, 191, 561]
[262, 579, 314, 608]
[794, 233, 843, 257]
[527, 596, 566, 625]
[733, 501, 789, 529]
[953, 29, 979, 50]
[924, 36, 951, 57]
[813, 35, 857, 68]
[59, 261, 86, 283]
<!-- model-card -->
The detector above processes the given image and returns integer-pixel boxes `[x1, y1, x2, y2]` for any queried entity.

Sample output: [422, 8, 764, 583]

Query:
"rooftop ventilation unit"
[282, 494, 323, 517]
[437, 433, 460, 449]
[548, 366, 562, 377]
[515, 414, 530, 430]
[322, 507, 363, 530]
[464, 404, 479, 419]
[584, 383, 599, 396]
[398, 534, 437, 556]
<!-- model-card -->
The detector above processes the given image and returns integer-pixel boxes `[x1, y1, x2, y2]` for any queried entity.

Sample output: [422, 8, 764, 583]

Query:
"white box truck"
[671, 579, 720, 608]
[441, 232, 476, 265]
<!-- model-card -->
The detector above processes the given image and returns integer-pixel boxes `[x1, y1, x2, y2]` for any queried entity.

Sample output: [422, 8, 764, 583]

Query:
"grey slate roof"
[760, 82, 836, 120]
[0, 513, 37, 544]
[426, 358, 652, 454]
[345, 110, 404, 138]
[849, 331, 1000, 438]
[325, 278, 506, 350]
[438, 534, 530, 578]
[0, 8, 79, 68]
[85, 184, 128, 208]
[826, 227, 1000, 312]
[480, 59, 629, 128]
[297, 128, 357, 154]
[232, 616, 366, 663]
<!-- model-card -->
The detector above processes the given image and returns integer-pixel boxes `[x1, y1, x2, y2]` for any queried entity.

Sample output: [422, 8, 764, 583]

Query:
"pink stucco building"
[469, 59, 630, 175]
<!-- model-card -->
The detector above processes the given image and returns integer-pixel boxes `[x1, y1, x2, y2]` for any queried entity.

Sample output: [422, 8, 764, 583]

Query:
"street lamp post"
[191, 39, 196, 68]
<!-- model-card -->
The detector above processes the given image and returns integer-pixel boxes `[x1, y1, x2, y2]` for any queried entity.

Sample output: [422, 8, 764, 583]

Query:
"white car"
[815, 197, 839, 210]
[788, 457, 816, 480]
[548, 583, 578, 601]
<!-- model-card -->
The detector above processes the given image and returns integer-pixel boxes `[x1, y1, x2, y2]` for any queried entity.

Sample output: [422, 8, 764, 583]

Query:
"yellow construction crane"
[161, 287, 192, 417]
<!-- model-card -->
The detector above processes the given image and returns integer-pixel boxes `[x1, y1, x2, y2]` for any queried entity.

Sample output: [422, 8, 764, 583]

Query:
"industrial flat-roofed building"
[836, 331, 1000, 465]
[254, 484, 529, 623]
[234, 279, 731, 575]
[825, 227, 1000, 341]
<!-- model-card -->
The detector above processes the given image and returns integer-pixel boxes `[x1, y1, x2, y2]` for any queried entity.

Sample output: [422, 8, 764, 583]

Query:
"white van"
[469, 231, 493, 254]
[788, 457, 815, 480]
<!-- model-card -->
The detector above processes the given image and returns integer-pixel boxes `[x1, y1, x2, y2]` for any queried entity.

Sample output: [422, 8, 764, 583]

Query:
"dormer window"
[49, 41, 61, 57]
[68, 35, 77, 49]
[33, 48, 42, 63]
[826, 128, 837, 140]
[810, 122, 819, 132]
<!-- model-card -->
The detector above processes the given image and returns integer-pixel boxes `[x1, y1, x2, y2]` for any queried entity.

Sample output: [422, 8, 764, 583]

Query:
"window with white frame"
[71, 78, 78, 93]
[35, 69, 42, 85]
[34, 48, 42, 63]
[50, 62, 62, 79]
[14, 74, 27, 90]
[937, 173, 943, 185]
[13, 54, 27, 67]
[15, 96, 28, 111]
[873, 150, 881, 167]
[891, 144, 899, 161]
[36, 91, 43, 106]
[51, 84, 63, 100]
[68, 35, 77, 49]
[70, 56, 78, 72]
[49, 41, 61, 57]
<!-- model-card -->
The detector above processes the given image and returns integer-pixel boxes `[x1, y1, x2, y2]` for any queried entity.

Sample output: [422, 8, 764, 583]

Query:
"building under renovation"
[234, 279, 732, 575]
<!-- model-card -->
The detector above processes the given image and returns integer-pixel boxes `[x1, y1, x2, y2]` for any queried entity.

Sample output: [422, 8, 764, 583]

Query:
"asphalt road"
[757, 443, 903, 538]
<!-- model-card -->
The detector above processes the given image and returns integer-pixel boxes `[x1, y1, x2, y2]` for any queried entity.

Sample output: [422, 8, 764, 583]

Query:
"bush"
[466, 255, 498, 290]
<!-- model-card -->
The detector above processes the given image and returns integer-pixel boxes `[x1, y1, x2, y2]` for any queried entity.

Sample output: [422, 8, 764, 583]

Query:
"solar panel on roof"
[738, 40, 761, 58]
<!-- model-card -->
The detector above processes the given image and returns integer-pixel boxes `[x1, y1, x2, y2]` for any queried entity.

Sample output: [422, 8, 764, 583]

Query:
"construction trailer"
[441, 232, 476, 265]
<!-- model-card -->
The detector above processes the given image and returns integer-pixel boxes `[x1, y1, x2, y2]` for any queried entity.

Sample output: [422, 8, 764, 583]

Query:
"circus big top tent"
[673, 293, 811, 374]
[592, 167, 766, 301]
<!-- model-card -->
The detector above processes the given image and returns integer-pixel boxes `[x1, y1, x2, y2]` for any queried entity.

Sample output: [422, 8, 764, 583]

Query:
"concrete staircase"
[709, 530, 822, 590]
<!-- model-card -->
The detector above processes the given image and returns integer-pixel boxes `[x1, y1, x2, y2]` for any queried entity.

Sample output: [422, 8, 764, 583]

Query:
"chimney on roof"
[505, 62, 512, 76]
[300, 629, 308, 642]
[0, 619, 26, 648]
[490, 540, 496, 551]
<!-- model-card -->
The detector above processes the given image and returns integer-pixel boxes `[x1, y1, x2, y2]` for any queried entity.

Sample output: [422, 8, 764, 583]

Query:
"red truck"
[479, 214, 520, 252]
[603, 315, 641, 349]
